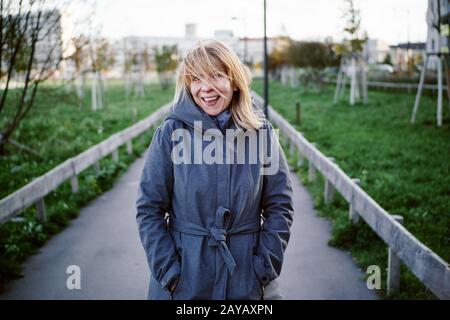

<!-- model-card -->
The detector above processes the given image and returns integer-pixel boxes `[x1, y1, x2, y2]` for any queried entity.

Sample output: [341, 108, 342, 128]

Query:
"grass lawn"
[253, 80, 450, 299]
[0, 80, 173, 288]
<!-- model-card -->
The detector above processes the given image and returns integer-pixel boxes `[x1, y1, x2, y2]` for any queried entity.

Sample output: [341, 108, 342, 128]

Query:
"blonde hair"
[174, 40, 264, 131]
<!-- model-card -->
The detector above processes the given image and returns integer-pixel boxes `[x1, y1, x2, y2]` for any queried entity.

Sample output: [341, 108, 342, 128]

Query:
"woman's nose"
[200, 81, 213, 92]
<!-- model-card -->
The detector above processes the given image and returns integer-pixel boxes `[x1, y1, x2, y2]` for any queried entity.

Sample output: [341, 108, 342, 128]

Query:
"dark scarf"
[196, 106, 233, 133]
[210, 109, 233, 133]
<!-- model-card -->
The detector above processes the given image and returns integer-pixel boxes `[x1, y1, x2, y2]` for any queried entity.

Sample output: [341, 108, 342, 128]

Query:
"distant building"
[185, 23, 198, 39]
[236, 37, 285, 67]
[363, 39, 390, 64]
[214, 30, 234, 39]
[5, 9, 63, 70]
[389, 42, 426, 72]
[426, 0, 450, 54]
[110, 24, 281, 77]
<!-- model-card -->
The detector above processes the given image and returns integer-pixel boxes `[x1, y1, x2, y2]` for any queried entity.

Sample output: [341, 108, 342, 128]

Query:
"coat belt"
[169, 207, 261, 275]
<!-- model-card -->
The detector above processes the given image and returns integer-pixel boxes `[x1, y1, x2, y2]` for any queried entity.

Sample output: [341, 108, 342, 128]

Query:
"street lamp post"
[263, 0, 268, 118]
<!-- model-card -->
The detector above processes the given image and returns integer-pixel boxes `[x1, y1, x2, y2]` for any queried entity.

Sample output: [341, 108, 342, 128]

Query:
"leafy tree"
[87, 37, 116, 110]
[333, 0, 368, 58]
[333, 0, 368, 105]
[287, 41, 339, 92]
[92, 38, 115, 74]
[382, 53, 393, 66]
[153, 45, 178, 90]
[268, 46, 289, 73]
[67, 35, 90, 107]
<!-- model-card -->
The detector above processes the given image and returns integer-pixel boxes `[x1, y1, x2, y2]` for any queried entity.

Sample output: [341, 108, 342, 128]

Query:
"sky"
[70, 0, 428, 45]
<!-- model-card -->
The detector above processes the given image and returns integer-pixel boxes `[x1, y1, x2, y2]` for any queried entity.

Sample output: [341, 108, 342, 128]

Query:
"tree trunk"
[98, 72, 105, 109]
[350, 57, 357, 105]
[91, 72, 98, 111]
[125, 72, 131, 97]
[76, 73, 84, 108]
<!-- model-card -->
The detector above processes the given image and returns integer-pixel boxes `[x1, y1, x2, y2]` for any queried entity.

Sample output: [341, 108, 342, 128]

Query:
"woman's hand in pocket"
[168, 275, 180, 293]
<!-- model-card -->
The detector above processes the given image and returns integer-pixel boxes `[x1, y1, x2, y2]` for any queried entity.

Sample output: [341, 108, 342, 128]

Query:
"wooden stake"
[36, 198, 47, 222]
[349, 178, 361, 223]
[387, 215, 404, 295]
[412, 55, 429, 123]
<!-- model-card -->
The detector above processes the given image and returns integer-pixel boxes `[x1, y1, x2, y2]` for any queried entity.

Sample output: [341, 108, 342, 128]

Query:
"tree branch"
[0, 6, 32, 114]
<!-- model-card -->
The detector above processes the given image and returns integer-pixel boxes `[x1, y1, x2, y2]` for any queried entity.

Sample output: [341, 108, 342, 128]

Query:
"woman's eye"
[192, 77, 200, 82]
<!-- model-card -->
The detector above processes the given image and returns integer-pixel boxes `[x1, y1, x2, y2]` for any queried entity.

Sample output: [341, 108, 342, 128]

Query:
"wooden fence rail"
[252, 92, 450, 299]
[324, 79, 448, 93]
[0, 103, 172, 224]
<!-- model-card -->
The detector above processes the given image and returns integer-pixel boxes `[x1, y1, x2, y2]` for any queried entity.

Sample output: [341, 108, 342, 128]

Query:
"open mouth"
[201, 95, 220, 102]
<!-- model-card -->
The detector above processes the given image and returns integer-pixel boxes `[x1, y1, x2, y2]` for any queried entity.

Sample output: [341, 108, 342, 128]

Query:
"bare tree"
[0, 0, 72, 155]
[154, 44, 178, 90]
[66, 35, 90, 107]
[123, 39, 150, 98]
[88, 37, 115, 110]
[123, 39, 133, 97]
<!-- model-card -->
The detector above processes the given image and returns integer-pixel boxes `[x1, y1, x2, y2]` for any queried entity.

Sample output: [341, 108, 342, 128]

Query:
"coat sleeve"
[136, 121, 180, 289]
[253, 122, 294, 287]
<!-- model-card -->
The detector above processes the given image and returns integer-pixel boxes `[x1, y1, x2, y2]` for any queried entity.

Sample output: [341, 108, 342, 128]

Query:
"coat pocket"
[250, 254, 264, 299]
[251, 232, 264, 299]
[169, 230, 183, 300]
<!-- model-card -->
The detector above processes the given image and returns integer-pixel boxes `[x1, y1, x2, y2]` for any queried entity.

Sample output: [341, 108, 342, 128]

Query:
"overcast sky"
[73, 0, 428, 45]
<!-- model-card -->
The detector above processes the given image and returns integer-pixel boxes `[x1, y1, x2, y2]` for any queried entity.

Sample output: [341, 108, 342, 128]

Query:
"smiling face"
[175, 40, 263, 131]
[190, 73, 234, 116]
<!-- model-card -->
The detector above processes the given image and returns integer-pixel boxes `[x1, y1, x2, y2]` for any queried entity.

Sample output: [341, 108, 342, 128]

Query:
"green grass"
[0, 80, 173, 289]
[252, 80, 450, 299]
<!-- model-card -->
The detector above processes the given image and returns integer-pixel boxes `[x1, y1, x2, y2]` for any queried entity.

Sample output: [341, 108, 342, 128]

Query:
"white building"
[363, 39, 390, 64]
[6, 9, 64, 71]
[109, 24, 281, 76]
[185, 23, 198, 39]
[426, 0, 450, 54]
[389, 42, 426, 72]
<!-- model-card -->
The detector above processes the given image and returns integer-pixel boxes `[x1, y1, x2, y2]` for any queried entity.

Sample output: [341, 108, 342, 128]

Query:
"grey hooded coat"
[136, 92, 294, 300]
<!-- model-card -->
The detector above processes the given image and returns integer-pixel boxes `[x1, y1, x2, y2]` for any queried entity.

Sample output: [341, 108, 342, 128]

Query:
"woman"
[136, 40, 294, 300]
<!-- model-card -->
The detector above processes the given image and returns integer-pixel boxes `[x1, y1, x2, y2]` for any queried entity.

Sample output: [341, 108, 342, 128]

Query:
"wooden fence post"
[309, 143, 317, 181]
[131, 107, 138, 124]
[349, 178, 361, 223]
[281, 131, 288, 148]
[308, 161, 316, 182]
[296, 101, 301, 125]
[289, 136, 295, 159]
[126, 139, 133, 155]
[70, 161, 79, 193]
[70, 176, 79, 193]
[297, 149, 304, 168]
[324, 157, 335, 204]
[112, 149, 119, 162]
[387, 215, 404, 295]
[93, 161, 101, 175]
[35, 198, 47, 222]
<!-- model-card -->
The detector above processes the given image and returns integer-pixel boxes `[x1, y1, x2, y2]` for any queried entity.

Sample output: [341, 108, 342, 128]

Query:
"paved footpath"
[0, 156, 379, 300]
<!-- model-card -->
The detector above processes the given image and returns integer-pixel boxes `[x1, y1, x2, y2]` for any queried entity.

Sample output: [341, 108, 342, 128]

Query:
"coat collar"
[169, 90, 236, 133]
